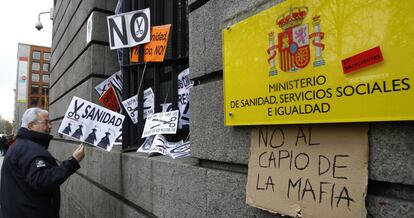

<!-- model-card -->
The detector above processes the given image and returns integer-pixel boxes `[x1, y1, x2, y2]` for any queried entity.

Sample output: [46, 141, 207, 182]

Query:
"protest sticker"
[58, 96, 125, 151]
[131, 24, 171, 63]
[95, 70, 123, 97]
[246, 124, 368, 218]
[99, 84, 121, 112]
[121, 87, 154, 123]
[141, 110, 179, 138]
[177, 68, 193, 128]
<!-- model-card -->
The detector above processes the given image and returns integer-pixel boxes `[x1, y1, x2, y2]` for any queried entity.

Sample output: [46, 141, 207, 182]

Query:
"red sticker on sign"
[341, 46, 383, 74]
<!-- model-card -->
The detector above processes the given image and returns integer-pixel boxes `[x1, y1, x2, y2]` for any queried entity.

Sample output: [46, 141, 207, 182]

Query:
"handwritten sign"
[141, 110, 179, 138]
[246, 124, 368, 218]
[58, 96, 125, 151]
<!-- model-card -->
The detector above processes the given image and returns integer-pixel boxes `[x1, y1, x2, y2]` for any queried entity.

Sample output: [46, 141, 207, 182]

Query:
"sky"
[0, 0, 53, 122]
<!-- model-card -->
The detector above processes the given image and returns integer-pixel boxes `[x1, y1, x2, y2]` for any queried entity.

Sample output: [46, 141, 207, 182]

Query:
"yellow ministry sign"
[223, 0, 414, 126]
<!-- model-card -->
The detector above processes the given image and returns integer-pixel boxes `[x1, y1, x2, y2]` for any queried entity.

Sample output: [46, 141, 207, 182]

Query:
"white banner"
[121, 87, 154, 123]
[141, 110, 179, 138]
[177, 68, 193, 128]
[95, 70, 123, 97]
[58, 96, 125, 151]
[17, 59, 28, 103]
[107, 8, 151, 50]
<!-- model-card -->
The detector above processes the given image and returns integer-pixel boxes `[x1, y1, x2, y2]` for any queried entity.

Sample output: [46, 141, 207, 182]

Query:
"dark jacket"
[0, 128, 80, 218]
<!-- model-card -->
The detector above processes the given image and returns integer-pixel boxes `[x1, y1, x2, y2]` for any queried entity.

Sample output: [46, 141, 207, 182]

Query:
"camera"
[35, 21, 43, 31]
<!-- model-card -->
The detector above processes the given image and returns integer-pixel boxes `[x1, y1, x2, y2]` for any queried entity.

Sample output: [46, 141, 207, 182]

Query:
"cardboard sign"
[246, 124, 368, 218]
[141, 110, 179, 138]
[99, 84, 120, 112]
[107, 8, 151, 50]
[58, 96, 125, 151]
[131, 24, 171, 62]
[95, 70, 123, 97]
[223, 1, 414, 125]
[121, 87, 155, 123]
[177, 68, 193, 129]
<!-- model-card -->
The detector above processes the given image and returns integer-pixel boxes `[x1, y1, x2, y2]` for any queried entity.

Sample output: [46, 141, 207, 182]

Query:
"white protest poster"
[148, 134, 169, 155]
[166, 141, 190, 159]
[107, 8, 151, 50]
[141, 110, 179, 138]
[246, 124, 368, 218]
[58, 96, 125, 151]
[177, 68, 193, 128]
[86, 12, 94, 44]
[121, 87, 154, 124]
[137, 135, 155, 153]
[95, 70, 123, 97]
[143, 87, 154, 118]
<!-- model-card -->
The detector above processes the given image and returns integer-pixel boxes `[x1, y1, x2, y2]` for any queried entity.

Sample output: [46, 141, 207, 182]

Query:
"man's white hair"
[21, 108, 49, 128]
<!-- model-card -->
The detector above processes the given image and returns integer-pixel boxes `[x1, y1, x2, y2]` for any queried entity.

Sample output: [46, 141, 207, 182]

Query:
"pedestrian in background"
[0, 108, 85, 218]
[0, 134, 6, 156]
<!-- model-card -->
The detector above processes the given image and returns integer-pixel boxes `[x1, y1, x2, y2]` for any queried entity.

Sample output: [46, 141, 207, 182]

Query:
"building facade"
[14, 43, 51, 131]
[49, 0, 414, 217]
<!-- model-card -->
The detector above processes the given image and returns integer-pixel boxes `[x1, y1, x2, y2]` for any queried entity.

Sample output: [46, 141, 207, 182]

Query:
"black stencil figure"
[97, 132, 111, 150]
[62, 123, 72, 134]
[71, 125, 83, 139]
[84, 128, 97, 145]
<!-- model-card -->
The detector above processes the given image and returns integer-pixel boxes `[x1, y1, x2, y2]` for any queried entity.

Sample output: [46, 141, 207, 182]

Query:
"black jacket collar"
[16, 127, 53, 149]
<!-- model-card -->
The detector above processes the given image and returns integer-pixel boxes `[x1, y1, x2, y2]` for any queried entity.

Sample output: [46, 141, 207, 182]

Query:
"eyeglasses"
[35, 120, 52, 125]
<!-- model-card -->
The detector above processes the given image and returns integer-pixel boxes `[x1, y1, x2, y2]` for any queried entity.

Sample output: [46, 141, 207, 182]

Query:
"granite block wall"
[49, 0, 414, 217]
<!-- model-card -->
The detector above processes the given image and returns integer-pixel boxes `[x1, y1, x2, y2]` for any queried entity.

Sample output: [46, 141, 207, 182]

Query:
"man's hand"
[72, 144, 85, 162]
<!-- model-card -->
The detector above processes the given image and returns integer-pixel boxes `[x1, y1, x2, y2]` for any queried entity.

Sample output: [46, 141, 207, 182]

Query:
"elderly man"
[0, 108, 85, 218]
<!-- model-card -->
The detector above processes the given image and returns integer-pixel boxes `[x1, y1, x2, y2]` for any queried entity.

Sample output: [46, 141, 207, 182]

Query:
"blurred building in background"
[14, 43, 50, 131]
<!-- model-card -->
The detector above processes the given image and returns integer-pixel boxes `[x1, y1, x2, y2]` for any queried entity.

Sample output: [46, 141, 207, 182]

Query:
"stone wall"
[49, 0, 414, 217]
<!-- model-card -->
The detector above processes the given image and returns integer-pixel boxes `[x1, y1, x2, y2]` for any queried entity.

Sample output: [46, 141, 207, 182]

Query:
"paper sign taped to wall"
[246, 124, 368, 218]
[58, 96, 125, 151]
[177, 68, 193, 129]
[131, 24, 171, 62]
[141, 110, 179, 138]
[95, 70, 123, 97]
[121, 87, 154, 123]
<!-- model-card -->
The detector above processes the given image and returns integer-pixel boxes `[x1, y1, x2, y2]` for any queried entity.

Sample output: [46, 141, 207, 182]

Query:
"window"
[42, 75, 50, 82]
[42, 86, 49, 95]
[32, 62, 40, 71]
[32, 51, 41, 60]
[31, 85, 39, 94]
[44, 52, 51, 61]
[32, 73, 40, 82]
[30, 97, 39, 107]
[120, 0, 189, 151]
[41, 96, 49, 109]
[43, 63, 49, 72]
